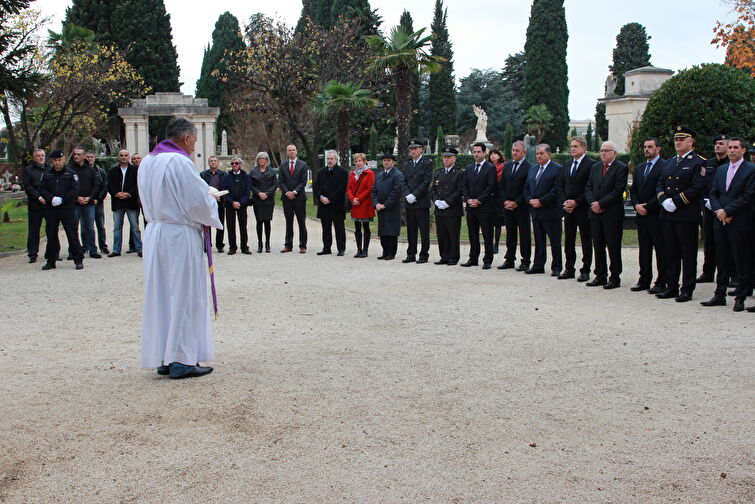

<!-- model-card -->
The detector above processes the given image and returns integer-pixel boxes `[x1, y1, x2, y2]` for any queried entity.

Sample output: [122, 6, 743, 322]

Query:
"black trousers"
[636, 218, 665, 287]
[27, 206, 45, 258]
[283, 197, 307, 248]
[320, 210, 346, 252]
[225, 205, 248, 251]
[380, 236, 398, 258]
[564, 206, 592, 274]
[662, 220, 698, 294]
[591, 219, 623, 282]
[503, 206, 531, 265]
[44, 206, 83, 263]
[532, 217, 562, 272]
[435, 214, 461, 263]
[405, 207, 430, 260]
[214, 200, 225, 250]
[701, 207, 716, 278]
[466, 209, 494, 265]
[713, 224, 751, 299]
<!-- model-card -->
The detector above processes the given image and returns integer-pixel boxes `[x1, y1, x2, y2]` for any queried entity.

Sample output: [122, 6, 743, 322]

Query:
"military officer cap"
[748, 145, 755, 155]
[381, 153, 397, 160]
[407, 139, 423, 148]
[441, 147, 459, 156]
[673, 126, 696, 139]
[713, 134, 729, 142]
[50, 149, 65, 158]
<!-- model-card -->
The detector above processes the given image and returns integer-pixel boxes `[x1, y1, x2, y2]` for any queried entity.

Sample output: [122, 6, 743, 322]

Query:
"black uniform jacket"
[402, 156, 434, 209]
[39, 167, 79, 208]
[430, 165, 464, 218]
[656, 152, 706, 222]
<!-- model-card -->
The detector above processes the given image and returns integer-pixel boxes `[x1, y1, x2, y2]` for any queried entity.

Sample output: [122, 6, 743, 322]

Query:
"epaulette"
[696, 154, 706, 160]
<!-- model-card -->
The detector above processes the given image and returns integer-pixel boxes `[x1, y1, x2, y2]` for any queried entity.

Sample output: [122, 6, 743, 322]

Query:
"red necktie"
[289, 160, 294, 175]
[602, 164, 608, 177]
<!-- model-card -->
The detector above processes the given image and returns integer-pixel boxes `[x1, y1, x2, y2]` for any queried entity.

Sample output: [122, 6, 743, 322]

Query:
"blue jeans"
[74, 204, 96, 255]
[113, 208, 142, 253]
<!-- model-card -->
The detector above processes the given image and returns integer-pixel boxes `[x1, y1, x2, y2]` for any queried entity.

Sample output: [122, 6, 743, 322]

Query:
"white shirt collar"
[574, 154, 585, 164]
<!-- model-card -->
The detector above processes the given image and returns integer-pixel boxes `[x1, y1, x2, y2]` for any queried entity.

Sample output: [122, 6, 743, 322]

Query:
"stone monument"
[221, 130, 228, 157]
[473, 104, 489, 143]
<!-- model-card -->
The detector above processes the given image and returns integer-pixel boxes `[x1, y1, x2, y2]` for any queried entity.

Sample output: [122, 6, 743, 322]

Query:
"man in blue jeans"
[107, 149, 142, 257]
[68, 147, 102, 259]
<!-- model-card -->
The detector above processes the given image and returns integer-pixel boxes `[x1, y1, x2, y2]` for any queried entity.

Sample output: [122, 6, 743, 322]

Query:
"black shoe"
[696, 274, 714, 283]
[492, 245, 499, 254]
[75, 262, 83, 270]
[102, 248, 110, 255]
[416, 258, 428, 264]
[557, 270, 575, 280]
[746, 306, 755, 313]
[168, 362, 213, 379]
[482, 263, 492, 270]
[28, 256, 37, 263]
[675, 293, 692, 302]
[700, 295, 726, 307]
[434, 260, 448, 265]
[402, 257, 416, 263]
[265, 246, 271, 253]
[497, 261, 515, 270]
[227, 249, 236, 255]
[137, 252, 142, 257]
[525, 268, 544, 274]
[241, 249, 252, 255]
[383, 255, 395, 261]
[656, 289, 679, 299]
[460, 261, 478, 267]
[631, 283, 650, 292]
[257, 246, 262, 253]
[156, 365, 169, 376]
[354, 250, 363, 258]
[550, 270, 560, 277]
[446, 261, 458, 266]
[586, 278, 607, 286]
[42, 262, 55, 270]
[217, 248, 224, 254]
[576, 273, 590, 282]
[603, 281, 621, 290]
[734, 299, 745, 312]
[516, 264, 530, 272]
[90, 252, 102, 259]
[67, 255, 73, 261]
[648, 285, 664, 295]
[107, 252, 121, 257]
[56, 256, 62, 261]
[317, 249, 331, 255]
[337, 251, 345, 256]
[377, 255, 386, 260]
[126, 249, 135, 254]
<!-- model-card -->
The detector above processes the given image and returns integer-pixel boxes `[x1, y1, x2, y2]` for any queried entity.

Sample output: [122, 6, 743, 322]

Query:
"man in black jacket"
[560, 136, 595, 281]
[278, 144, 308, 253]
[222, 157, 252, 255]
[86, 150, 110, 255]
[22, 148, 49, 263]
[68, 147, 101, 258]
[698, 135, 731, 283]
[314, 150, 348, 256]
[402, 139, 434, 263]
[462, 142, 498, 269]
[498, 140, 532, 271]
[199, 155, 226, 253]
[431, 147, 464, 265]
[373, 153, 404, 260]
[107, 149, 141, 257]
[39, 150, 84, 270]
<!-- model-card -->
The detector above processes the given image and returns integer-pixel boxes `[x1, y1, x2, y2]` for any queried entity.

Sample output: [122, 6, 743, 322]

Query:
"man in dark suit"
[199, 155, 226, 253]
[584, 141, 628, 289]
[701, 138, 755, 311]
[698, 135, 731, 283]
[314, 150, 348, 256]
[373, 153, 404, 260]
[279, 144, 308, 253]
[497, 140, 531, 271]
[655, 126, 706, 302]
[559, 136, 595, 282]
[629, 138, 666, 293]
[431, 147, 464, 265]
[401, 139, 434, 263]
[22, 148, 49, 263]
[523, 143, 563, 275]
[107, 149, 141, 257]
[461, 142, 498, 269]
[222, 156, 252, 255]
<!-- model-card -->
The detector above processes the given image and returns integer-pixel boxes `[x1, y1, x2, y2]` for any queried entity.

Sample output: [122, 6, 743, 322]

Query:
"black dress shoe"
[138, 251, 142, 257]
[557, 271, 575, 280]
[416, 258, 428, 264]
[648, 285, 664, 295]
[402, 257, 416, 263]
[630, 283, 650, 292]
[257, 246, 263, 253]
[746, 306, 755, 312]
[434, 260, 448, 265]
[67, 255, 73, 260]
[102, 248, 110, 255]
[497, 262, 515, 270]
[516, 264, 530, 272]
[107, 252, 121, 257]
[675, 293, 692, 302]
[28, 256, 37, 263]
[586, 278, 607, 287]
[377, 255, 386, 260]
[337, 251, 345, 256]
[316, 250, 332, 255]
[265, 246, 271, 253]
[383, 255, 395, 260]
[733, 299, 745, 312]
[156, 365, 170, 375]
[126, 249, 136, 254]
[460, 261, 478, 267]
[482, 263, 492, 270]
[576, 273, 590, 282]
[550, 271, 560, 277]
[700, 296, 726, 307]
[656, 289, 679, 299]
[354, 251, 363, 258]
[75, 262, 83, 270]
[168, 362, 213, 379]
[603, 281, 620, 290]
[90, 252, 102, 259]
[42, 262, 56, 270]
[525, 268, 544, 274]
[446, 261, 458, 266]
[227, 250, 236, 255]
[217, 248, 225, 254]
[241, 249, 252, 254]
[696, 275, 714, 283]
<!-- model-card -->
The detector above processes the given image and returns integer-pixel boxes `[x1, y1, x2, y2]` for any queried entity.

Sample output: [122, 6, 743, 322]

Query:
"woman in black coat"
[249, 152, 278, 253]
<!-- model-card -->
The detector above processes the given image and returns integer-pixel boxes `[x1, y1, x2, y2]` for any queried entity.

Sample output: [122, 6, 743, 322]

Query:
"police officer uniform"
[431, 147, 464, 265]
[22, 158, 50, 263]
[39, 150, 85, 270]
[401, 139, 434, 263]
[699, 134, 730, 282]
[655, 127, 706, 301]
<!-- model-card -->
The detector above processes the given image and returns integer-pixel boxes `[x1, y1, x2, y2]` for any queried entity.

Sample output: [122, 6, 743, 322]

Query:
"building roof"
[623, 65, 674, 76]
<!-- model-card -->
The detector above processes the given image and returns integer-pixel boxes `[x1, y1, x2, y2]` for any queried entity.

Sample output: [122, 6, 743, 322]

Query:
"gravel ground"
[1, 208, 753, 503]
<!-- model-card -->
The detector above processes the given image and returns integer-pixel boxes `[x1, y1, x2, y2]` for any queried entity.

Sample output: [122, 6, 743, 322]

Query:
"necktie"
[512, 161, 519, 175]
[289, 160, 294, 175]
[644, 161, 653, 178]
[602, 164, 609, 177]
[676, 156, 682, 167]
[726, 164, 738, 191]
[535, 165, 544, 184]
[475, 163, 480, 176]
[571, 160, 577, 176]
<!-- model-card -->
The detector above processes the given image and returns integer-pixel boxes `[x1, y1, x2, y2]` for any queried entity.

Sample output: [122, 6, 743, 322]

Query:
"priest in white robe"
[138, 118, 222, 379]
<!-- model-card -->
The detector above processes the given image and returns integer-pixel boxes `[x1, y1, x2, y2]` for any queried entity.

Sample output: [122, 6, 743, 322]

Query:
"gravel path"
[1, 208, 752, 503]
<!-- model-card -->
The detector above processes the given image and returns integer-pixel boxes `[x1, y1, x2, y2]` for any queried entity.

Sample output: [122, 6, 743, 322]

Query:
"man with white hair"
[138, 118, 222, 379]
[314, 150, 348, 256]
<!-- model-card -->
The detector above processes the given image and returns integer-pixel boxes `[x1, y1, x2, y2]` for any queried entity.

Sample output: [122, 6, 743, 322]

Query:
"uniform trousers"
[405, 207, 430, 260]
[662, 220, 698, 295]
[435, 215, 461, 263]
[45, 206, 83, 263]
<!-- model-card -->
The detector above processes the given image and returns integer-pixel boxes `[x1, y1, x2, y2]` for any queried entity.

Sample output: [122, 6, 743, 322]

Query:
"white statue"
[473, 104, 489, 143]
[221, 130, 228, 157]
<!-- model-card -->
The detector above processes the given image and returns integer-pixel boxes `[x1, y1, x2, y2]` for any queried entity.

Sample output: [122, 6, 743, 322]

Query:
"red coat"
[347, 169, 375, 219]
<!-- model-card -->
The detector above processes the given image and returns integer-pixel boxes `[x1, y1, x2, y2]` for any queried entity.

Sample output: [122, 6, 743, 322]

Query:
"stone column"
[134, 116, 149, 157]
[192, 115, 217, 171]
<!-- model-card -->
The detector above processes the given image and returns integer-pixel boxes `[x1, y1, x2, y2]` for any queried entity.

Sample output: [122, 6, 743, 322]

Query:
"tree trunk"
[395, 65, 413, 166]
[336, 110, 350, 170]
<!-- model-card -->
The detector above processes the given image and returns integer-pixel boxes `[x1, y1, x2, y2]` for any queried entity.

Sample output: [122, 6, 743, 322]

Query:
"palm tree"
[311, 80, 378, 166]
[366, 26, 443, 163]
[524, 104, 554, 143]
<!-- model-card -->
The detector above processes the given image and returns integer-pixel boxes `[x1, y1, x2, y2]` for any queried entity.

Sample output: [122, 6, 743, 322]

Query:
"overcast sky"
[35, 0, 730, 121]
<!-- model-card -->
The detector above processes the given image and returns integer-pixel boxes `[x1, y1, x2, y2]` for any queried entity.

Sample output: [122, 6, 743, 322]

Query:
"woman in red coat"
[346, 153, 375, 258]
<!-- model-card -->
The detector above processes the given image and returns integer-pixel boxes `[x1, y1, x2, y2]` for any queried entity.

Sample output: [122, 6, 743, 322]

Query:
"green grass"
[0, 202, 30, 253]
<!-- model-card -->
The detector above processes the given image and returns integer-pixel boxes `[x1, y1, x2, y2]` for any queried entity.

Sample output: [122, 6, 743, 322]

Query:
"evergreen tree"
[503, 123, 513, 156]
[585, 121, 593, 148]
[195, 12, 245, 139]
[502, 51, 525, 103]
[595, 102, 608, 140]
[523, 0, 569, 150]
[426, 0, 456, 148]
[435, 125, 444, 154]
[610, 22, 651, 95]
[457, 69, 521, 143]
[331, 0, 380, 36]
[369, 123, 377, 159]
[64, 0, 113, 41]
[295, 0, 334, 32]
[399, 10, 420, 137]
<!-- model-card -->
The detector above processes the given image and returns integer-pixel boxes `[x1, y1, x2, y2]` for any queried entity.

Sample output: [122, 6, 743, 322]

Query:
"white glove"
[51, 196, 62, 207]
[434, 199, 441, 208]
[704, 198, 712, 211]
[439, 200, 449, 210]
[405, 194, 417, 204]
[662, 199, 677, 213]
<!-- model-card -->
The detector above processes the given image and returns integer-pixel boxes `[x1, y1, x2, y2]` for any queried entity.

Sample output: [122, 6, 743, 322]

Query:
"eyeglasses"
[231, 161, 241, 165]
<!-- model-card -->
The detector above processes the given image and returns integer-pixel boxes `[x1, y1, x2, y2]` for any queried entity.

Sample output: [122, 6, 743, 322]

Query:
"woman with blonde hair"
[346, 153, 375, 258]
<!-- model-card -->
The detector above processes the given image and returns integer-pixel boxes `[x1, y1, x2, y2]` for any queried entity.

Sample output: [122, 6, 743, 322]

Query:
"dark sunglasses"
[231, 161, 241, 165]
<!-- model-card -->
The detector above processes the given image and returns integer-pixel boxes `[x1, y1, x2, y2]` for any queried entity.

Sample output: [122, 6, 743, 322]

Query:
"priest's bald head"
[166, 118, 198, 155]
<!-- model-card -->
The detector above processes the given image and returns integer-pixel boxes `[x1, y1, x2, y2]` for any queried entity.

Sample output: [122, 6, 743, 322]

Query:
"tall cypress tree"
[523, 0, 569, 149]
[196, 12, 245, 138]
[295, 0, 334, 31]
[610, 22, 651, 95]
[595, 102, 608, 141]
[426, 0, 456, 148]
[331, 0, 380, 36]
[400, 10, 420, 137]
